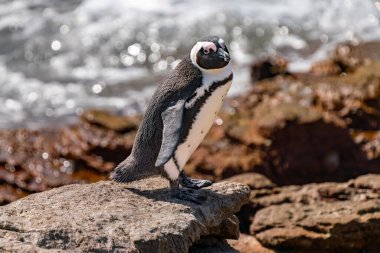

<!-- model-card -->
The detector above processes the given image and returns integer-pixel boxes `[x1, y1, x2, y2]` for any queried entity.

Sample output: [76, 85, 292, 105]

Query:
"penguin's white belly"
[175, 80, 232, 169]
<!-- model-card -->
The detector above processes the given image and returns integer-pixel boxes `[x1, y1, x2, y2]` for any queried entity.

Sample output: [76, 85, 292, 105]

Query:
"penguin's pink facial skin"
[201, 42, 217, 54]
[190, 36, 230, 70]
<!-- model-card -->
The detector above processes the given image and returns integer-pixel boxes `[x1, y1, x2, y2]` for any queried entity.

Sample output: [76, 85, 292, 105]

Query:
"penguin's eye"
[203, 48, 209, 55]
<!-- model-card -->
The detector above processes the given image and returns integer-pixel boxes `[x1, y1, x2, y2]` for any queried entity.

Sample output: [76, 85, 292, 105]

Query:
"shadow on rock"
[127, 186, 226, 207]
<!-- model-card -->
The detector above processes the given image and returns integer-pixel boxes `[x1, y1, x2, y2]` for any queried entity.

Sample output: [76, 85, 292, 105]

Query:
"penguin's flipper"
[155, 99, 186, 167]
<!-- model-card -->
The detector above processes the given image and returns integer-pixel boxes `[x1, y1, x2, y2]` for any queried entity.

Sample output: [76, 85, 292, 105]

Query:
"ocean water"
[0, 0, 379, 129]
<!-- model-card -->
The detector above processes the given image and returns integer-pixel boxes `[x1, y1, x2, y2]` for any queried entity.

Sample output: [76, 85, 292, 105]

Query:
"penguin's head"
[190, 36, 230, 71]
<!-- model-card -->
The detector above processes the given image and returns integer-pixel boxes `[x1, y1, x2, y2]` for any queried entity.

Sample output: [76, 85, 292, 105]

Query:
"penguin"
[111, 36, 232, 204]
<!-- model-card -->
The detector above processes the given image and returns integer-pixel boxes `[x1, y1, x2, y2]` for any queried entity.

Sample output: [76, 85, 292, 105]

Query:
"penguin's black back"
[130, 56, 203, 169]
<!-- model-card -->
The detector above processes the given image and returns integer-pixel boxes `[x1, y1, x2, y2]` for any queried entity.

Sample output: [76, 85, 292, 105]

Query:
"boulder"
[224, 172, 276, 190]
[250, 56, 288, 81]
[228, 233, 275, 253]
[0, 178, 250, 253]
[80, 109, 141, 132]
[250, 174, 380, 252]
[0, 113, 136, 204]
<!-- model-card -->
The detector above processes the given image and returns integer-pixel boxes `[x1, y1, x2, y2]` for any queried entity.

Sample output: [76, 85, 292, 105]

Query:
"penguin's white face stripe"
[164, 158, 180, 180]
[190, 41, 217, 69]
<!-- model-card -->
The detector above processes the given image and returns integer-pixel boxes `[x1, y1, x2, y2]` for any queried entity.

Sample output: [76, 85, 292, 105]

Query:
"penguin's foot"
[173, 188, 207, 204]
[170, 179, 207, 204]
[179, 171, 213, 189]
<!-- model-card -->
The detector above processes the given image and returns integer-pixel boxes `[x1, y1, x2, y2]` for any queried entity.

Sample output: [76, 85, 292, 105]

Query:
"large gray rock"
[0, 177, 250, 253]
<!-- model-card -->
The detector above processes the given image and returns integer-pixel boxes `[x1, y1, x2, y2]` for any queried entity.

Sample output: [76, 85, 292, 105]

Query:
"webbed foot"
[179, 171, 213, 189]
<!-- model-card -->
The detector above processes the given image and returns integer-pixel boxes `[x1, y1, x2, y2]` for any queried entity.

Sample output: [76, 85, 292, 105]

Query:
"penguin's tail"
[110, 157, 147, 183]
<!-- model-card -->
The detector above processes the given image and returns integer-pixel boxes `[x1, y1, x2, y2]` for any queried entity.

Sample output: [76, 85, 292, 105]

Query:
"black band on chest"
[178, 73, 233, 145]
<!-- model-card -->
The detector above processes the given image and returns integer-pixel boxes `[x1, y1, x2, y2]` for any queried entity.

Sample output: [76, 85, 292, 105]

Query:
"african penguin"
[111, 36, 233, 204]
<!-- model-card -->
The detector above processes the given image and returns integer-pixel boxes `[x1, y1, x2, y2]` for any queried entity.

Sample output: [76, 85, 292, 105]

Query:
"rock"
[189, 238, 239, 253]
[250, 174, 380, 252]
[310, 59, 343, 76]
[224, 172, 276, 190]
[310, 42, 380, 76]
[353, 173, 380, 189]
[228, 234, 275, 253]
[0, 184, 27, 205]
[80, 109, 141, 132]
[0, 178, 250, 253]
[263, 120, 366, 185]
[224, 173, 277, 233]
[331, 42, 380, 72]
[220, 61, 380, 185]
[253, 200, 380, 252]
[251, 57, 288, 81]
[0, 117, 136, 204]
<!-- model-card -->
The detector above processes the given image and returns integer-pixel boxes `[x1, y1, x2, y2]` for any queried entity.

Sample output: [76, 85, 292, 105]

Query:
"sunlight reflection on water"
[0, 0, 379, 129]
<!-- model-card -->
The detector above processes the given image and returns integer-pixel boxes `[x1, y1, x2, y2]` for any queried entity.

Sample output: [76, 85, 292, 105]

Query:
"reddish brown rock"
[228, 234, 275, 253]
[0, 183, 27, 205]
[0, 111, 136, 204]
[250, 174, 380, 252]
[81, 109, 141, 132]
[310, 41, 380, 76]
[226, 60, 380, 185]
[224, 172, 275, 190]
[264, 120, 366, 185]
[251, 57, 288, 81]
[253, 200, 380, 252]
[332, 42, 380, 71]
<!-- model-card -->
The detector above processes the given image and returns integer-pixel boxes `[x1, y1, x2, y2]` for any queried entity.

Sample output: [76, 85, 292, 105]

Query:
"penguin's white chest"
[175, 80, 232, 169]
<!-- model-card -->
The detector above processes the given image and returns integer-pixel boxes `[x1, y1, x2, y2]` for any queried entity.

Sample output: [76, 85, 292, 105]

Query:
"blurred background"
[1, 1, 380, 251]
[1, 0, 380, 196]
[1, 0, 379, 129]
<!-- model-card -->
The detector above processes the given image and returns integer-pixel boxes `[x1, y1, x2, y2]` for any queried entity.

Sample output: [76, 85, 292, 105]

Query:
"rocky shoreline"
[228, 173, 380, 253]
[0, 178, 250, 252]
[1, 41, 380, 251]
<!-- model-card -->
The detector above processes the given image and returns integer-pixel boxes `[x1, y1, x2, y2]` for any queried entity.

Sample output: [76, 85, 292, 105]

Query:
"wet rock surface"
[0, 178, 250, 253]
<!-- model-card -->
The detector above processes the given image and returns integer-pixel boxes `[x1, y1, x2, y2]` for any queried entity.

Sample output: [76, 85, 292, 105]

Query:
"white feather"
[164, 158, 180, 180]
[185, 62, 232, 108]
[177, 75, 232, 170]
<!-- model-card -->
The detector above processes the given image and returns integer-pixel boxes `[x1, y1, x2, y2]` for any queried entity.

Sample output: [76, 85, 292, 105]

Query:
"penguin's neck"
[201, 63, 232, 87]
[185, 63, 232, 109]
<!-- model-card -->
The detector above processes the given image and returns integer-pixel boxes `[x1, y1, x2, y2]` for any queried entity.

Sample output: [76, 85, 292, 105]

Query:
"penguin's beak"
[217, 48, 230, 62]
